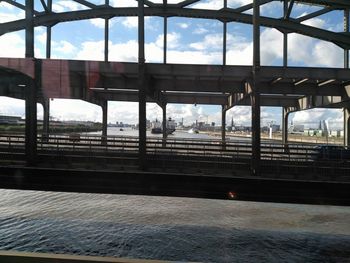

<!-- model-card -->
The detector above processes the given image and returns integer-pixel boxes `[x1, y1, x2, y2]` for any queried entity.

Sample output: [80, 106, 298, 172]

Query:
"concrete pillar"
[42, 98, 50, 141]
[138, 0, 147, 169]
[162, 104, 167, 146]
[344, 108, 350, 147]
[222, 106, 226, 150]
[25, 80, 37, 166]
[102, 100, 108, 145]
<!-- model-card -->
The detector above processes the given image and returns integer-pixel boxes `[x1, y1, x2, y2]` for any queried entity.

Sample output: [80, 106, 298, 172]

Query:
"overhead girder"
[92, 89, 227, 105]
[1, 6, 350, 49]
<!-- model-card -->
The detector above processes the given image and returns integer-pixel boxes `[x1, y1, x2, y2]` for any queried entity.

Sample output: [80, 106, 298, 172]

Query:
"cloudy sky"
[0, 0, 347, 129]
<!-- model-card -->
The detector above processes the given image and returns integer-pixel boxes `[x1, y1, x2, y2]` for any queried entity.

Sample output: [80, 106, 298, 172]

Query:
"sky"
[0, 0, 347, 129]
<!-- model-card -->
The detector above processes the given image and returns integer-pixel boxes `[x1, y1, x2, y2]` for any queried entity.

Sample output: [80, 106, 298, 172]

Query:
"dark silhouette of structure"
[0, 0, 349, 205]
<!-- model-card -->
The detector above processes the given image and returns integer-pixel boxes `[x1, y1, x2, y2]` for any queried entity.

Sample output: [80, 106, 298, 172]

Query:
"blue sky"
[0, 0, 347, 129]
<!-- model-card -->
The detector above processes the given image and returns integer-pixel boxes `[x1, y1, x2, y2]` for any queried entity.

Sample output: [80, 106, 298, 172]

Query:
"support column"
[104, 0, 109, 62]
[344, 9, 349, 68]
[223, 0, 227, 65]
[162, 104, 167, 147]
[25, 0, 36, 165]
[46, 0, 52, 59]
[42, 99, 50, 141]
[251, 0, 261, 175]
[25, 0, 34, 58]
[283, 0, 288, 67]
[344, 108, 350, 147]
[282, 107, 289, 149]
[138, 0, 147, 169]
[102, 100, 108, 145]
[163, 0, 167, 64]
[25, 80, 37, 166]
[222, 106, 226, 150]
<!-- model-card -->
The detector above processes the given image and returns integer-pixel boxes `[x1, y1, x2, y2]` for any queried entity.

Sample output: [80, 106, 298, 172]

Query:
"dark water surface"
[0, 189, 349, 262]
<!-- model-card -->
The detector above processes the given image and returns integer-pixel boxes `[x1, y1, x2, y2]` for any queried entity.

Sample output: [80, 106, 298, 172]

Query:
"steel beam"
[2, 7, 350, 48]
[283, 0, 288, 67]
[25, 0, 34, 58]
[102, 100, 108, 145]
[138, 0, 147, 170]
[282, 106, 289, 146]
[163, 0, 167, 64]
[221, 105, 226, 146]
[42, 98, 50, 141]
[251, 0, 261, 176]
[162, 103, 167, 145]
[345, 9, 349, 68]
[344, 108, 350, 147]
[25, 80, 37, 166]
[104, 19, 109, 62]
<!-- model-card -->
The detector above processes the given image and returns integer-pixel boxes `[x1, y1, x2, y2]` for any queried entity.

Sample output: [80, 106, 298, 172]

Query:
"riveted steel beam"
[1, 7, 350, 48]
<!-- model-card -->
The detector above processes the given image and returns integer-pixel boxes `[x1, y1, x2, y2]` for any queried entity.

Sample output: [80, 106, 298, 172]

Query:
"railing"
[0, 133, 348, 162]
[0, 133, 349, 179]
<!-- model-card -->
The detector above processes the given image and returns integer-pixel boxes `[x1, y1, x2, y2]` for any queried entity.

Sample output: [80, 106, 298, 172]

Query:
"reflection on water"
[0, 189, 349, 262]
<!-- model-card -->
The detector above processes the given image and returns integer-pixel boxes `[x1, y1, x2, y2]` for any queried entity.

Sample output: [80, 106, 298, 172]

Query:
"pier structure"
[0, 0, 350, 205]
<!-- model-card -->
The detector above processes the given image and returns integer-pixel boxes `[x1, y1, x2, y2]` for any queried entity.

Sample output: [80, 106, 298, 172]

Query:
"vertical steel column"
[343, 9, 349, 147]
[104, 0, 109, 62]
[283, 0, 288, 67]
[25, 0, 34, 58]
[138, 0, 147, 169]
[251, 0, 261, 175]
[222, 105, 226, 150]
[102, 101, 108, 145]
[46, 0, 52, 59]
[44, 0, 52, 139]
[163, 0, 167, 64]
[345, 108, 350, 147]
[344, 9, 349, 68]
[42, 99, 50, 141]
[25, 79, 37, 166]
[25, 0, 37, 165]
[162, 104, 167, 146]
[102, 0, 109, 146]
[223, 0, 227, 65]
[282, 107, 289, 147]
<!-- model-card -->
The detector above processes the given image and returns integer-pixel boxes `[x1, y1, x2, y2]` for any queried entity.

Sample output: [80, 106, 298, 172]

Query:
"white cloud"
[110, 0, 137, 7]
[193, 27, 209, 35]
[0, 10, 24, 23]
[90, 18, 108, 29]
[0, 32, 25, 58]
[52, 0, 85, 12]
[190, 34, 222, 51]
[122, 17, 139, 28]
[36, 31, 47, 45]
[177, 23, 189, 29]
[291, 109, 343, 130]
[155, 32, 181, 49]
[50, 99, 101, 122]
[53, 40, 76, 54]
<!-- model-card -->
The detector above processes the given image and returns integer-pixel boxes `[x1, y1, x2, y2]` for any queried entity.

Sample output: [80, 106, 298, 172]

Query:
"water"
[0, 189, 349, 262]
[84, 127, 252, 141]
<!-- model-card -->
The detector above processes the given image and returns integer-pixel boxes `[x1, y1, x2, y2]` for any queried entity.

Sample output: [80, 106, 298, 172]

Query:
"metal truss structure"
[0, 0, 350, 173]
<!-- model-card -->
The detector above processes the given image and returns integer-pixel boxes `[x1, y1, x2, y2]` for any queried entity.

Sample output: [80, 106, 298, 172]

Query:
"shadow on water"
[0, 216, 349, 263]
